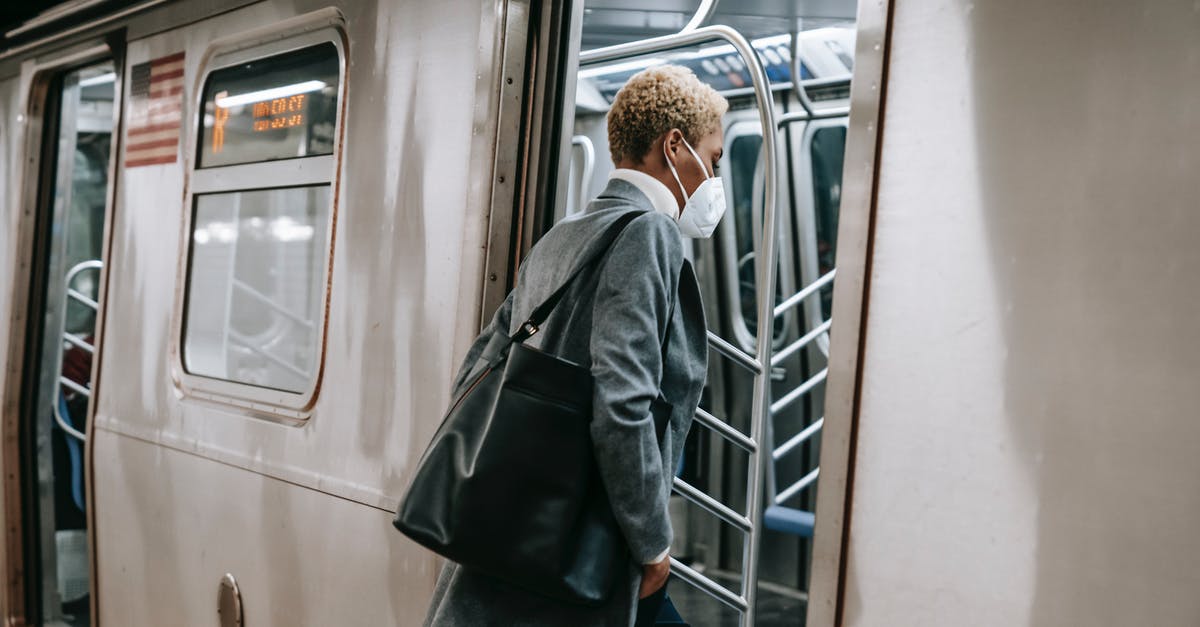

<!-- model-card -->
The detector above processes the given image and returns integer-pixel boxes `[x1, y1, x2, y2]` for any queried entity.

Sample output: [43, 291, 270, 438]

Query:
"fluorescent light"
[79, 72, 115, 87]
[579, 58, 664, 79]
[215, 80, 326, 108]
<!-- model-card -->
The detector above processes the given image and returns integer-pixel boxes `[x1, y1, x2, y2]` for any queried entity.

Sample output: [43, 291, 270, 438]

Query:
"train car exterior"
[0, 0, 578, 623]
[3, 0, 1200, 625]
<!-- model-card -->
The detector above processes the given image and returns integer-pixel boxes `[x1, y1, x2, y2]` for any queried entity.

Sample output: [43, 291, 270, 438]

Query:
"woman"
[424, 65, 728, 626]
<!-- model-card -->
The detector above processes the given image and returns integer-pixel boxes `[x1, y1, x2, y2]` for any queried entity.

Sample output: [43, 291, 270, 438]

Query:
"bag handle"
[511, 210, 646, 342]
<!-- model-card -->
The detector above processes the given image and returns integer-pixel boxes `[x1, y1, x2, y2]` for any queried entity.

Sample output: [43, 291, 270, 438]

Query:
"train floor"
[668, 571, 805, 626]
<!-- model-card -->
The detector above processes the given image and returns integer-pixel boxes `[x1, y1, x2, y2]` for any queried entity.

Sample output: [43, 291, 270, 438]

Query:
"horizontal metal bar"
[673, 477, 752, 533]
[773, 417, 824, 460]
[668, 558, 748, 613]
[0, 0, 168, 61]
[707, 331, 762, 374]
[770, 368, 828, 415]
[60, 376, 90, 398]
[681, 0, 718, 32]
[228, 331, 310, 380]
[776, 107, 852, 127]
[67, 288, 98, 310]
[776, 467, 820, 505]
[773, 269, 836, 319]
[62, 332, 95, 354]
[694, 407, 757, 453]
[770, 319, 832, 367]
[582, 24, 738, 66]
[233, 279, 314, 329]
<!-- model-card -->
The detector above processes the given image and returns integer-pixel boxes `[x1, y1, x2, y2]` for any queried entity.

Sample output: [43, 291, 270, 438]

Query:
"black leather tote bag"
[394, 211, 672, 606]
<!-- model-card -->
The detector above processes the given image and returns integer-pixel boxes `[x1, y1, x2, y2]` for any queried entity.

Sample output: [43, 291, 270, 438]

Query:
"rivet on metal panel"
[489, 273, 498, 282]
[498, 175, 505, 183]
[218, 573, 243, 627]
[506, 77, 513, 84]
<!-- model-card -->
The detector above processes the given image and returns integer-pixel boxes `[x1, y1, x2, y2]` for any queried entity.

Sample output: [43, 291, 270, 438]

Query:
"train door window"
[21, 58, 117, 626]
[718, 122, 791, 351]
[792, 118, 848, 356]
[176, 35, 344, 412]
[809, 124, 846, 320]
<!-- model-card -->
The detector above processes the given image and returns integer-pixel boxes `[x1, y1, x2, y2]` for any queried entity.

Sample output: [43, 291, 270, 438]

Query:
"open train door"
[1, 40, 122, 626]
[572, 17, 786, 625]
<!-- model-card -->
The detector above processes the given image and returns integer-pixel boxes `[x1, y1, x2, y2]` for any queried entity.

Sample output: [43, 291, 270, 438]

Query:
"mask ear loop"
[664, 138, 688, 219]
[681, 139, 712, 180]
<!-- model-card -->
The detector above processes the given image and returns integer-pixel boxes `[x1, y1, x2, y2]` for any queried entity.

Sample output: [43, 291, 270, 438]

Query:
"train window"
[182, 186, 331, 392]
[726, 133, 785, 341]
[176, 30, 344, 410]
[810, 125, 846, 319]
[197, 43, 339, 168]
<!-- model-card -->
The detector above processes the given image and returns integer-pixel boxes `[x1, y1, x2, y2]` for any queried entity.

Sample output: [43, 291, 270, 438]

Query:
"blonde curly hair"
[606, 64, 728, 164]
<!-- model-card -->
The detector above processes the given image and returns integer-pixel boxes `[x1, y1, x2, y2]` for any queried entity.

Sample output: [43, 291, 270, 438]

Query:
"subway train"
[2, 0, 1199, 626]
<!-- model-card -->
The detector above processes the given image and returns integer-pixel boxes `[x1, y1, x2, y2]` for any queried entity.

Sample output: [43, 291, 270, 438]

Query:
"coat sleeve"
[589, 212, 683, 564]
[449, 289, 515, 396]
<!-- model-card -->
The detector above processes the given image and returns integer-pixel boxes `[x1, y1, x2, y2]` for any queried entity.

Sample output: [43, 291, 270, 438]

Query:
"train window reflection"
[197, 43, 339, 168]
[728, 133, 785, 340]
[810, 126, 846, 319]
[182, 186, 330, 392]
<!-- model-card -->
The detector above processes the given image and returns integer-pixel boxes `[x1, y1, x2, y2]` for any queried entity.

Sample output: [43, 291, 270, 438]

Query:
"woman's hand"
[639, 556, 671, 599]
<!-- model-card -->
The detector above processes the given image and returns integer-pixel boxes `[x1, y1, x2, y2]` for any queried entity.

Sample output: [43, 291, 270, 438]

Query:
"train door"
[13, 55, 118, 626]
[548, 12, 800, 623]
[539, 6, 859, 623]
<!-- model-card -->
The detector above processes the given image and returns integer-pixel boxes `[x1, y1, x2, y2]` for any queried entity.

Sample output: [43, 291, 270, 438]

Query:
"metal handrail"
[582, 25, 780, 626]
[771, 318, 831, 367]
[53, 260, 103, 442]
[774, 268, 836, 319]
[790, 30, 816, 118]
[774, 417, 824, 460]
[706, 331, 762, 374]
[788, 32, 854, 123]
[776, 467, 820, 504]
[771, 368, 827, 415]
[681, 0, 719, 32]
[669, 557, 747, 612]
[570, 135, 595, 214]
[673, 477, 753, 532]
[694, 407, 757, 453]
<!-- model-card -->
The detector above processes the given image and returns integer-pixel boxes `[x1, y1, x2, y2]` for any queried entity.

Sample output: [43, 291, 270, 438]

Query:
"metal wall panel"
[838, 1, 1200, 625]
[86, 0, 519, 622]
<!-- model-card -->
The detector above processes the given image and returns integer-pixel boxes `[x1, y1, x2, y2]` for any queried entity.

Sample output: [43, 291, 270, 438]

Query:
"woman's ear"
[662, 128, 684, 164]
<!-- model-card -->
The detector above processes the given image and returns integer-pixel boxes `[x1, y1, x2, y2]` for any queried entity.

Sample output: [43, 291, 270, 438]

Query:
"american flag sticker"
[125, 51, 185, 167]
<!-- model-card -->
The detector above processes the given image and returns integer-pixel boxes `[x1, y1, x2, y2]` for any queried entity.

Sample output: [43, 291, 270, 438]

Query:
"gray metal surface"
[830, 0, 1200, 624]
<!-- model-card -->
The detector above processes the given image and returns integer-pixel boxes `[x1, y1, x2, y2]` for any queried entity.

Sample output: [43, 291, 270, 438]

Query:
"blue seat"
[57, 393, 86, 512]
[763, 505, 815, 537]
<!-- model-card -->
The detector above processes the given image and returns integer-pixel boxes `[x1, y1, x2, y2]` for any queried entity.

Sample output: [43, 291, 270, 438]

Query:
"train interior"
[19, 59, 114, 626]
[559, 1, 856, 623]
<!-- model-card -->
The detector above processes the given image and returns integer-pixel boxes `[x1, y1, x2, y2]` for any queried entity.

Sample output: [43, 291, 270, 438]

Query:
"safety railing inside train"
[581, 21, 780, 626]
[53, 259, 102, 442]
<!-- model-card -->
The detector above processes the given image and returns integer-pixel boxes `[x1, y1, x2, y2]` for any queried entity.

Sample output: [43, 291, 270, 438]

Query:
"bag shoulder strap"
[511, 210, 646, 342]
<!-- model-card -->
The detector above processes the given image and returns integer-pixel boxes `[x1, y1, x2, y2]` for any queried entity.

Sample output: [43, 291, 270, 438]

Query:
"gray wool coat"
[421, 178, 709, 626]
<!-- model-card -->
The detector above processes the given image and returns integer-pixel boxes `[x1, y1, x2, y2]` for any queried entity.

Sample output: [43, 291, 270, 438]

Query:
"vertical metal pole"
[733, 32, 779, 627]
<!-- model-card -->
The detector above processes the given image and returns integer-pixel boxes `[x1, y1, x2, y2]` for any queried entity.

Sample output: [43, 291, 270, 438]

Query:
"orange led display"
[252, 94, 307, 132]
[212, 91, 230, 153]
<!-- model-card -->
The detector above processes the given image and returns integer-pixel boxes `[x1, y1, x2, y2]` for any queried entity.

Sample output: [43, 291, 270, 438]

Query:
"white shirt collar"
[610, 168, 680, 220]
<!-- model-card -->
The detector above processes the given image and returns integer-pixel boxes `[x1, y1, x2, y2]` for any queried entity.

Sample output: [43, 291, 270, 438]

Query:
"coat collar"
[587, 177, 656, 213]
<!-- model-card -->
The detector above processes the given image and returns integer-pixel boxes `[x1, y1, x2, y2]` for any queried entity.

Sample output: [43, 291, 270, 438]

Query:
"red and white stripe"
[126, 52, 185, 168]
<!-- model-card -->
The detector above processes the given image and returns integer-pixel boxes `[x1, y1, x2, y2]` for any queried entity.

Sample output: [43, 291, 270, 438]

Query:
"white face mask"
[665, 138, 727, 239]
